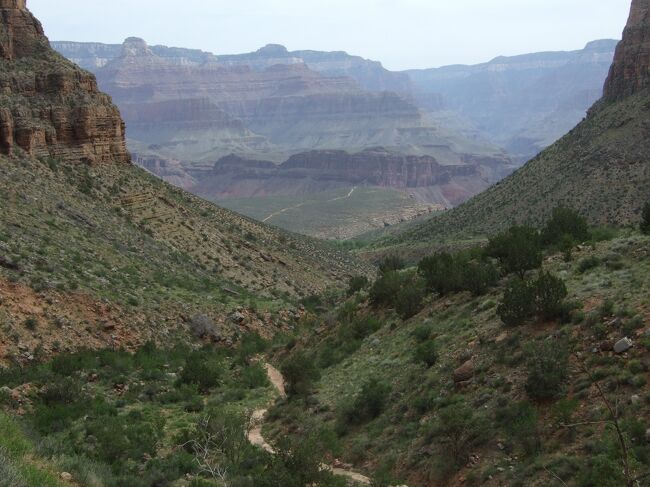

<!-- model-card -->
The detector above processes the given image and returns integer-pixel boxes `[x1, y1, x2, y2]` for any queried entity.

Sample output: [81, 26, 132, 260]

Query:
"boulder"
[614, 337, 633, 354]
[453, 360, 474, 383]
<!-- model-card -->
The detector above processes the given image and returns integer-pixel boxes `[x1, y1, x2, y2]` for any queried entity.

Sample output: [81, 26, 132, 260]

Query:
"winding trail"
[261, 187, 357, 223]
[248, 362, 372, 485]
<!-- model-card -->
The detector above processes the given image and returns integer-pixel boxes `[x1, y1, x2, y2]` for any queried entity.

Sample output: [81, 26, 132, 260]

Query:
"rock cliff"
[603, 0, 650, 100]
[0, 0, 129, 163]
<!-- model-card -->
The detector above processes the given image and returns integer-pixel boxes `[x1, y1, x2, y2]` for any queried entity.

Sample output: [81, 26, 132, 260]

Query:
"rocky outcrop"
[603, 0, 650, 100]
[0, 0, 129, 164]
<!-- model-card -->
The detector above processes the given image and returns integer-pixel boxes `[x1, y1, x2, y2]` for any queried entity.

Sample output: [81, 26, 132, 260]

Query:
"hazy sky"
[29, 0, 630, 70]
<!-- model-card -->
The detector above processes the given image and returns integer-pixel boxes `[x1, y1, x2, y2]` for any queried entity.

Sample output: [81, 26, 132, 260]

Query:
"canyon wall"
[0, 0, 129, 164]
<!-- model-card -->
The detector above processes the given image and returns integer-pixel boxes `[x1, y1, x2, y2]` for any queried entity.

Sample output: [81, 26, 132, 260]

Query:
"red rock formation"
[0, 0, 130, 163]
[603, 0, 650, 100]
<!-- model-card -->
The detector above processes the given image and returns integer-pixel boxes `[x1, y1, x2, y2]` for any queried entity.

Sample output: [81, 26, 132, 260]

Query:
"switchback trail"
[248, 361, 373, 485]
[261, 187, 357, 223]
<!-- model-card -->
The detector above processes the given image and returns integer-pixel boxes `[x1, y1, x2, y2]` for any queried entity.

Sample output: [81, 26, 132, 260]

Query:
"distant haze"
[29, 0, 629, 70]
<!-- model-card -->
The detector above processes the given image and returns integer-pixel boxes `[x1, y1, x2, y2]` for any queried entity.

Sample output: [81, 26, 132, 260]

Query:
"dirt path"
[261, 187, 357, 223]
[248, 361, 373, 485]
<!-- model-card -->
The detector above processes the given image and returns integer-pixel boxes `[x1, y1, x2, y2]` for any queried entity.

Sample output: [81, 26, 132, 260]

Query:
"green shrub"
[418, 252, 498, 296]
[347, 275, 369, 296]
[281, 351, 320, 398]
[378, 255, 405, 274]
[525, 341, 569, 400]
[497, 279, 535, 326]
[486, 226, 542, 278]
[533, 272, 568, 320]
[497, 401, 541, 456]
[340, 378, 391, 426]
[428, 402, 489, 473]
[640, 201, 650, 235]
[412, 324, 433, 343]
[179, 351, 223, 392]
[395, 280, 426, 319]
[577, 256, 600, 273]
[541, 207, 589, 247]
[414, 341, 437, 367]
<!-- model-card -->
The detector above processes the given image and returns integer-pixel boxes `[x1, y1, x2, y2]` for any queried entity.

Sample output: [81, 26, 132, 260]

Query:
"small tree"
[525, 341, 569, 400]
[533, 271, 568, 320]
[281, 351, 320, 398]
[378, 255, 405, 275]
[487, 226, 542, 279]
[541, 206, 590, 247]
[641, 202, 650, 235]
[461, 260, 500, 296]
[497, 279, 535, 326]
[395, 279, 426, 319]
[418, 252, 460, 295]
[341, 378, 391, 425]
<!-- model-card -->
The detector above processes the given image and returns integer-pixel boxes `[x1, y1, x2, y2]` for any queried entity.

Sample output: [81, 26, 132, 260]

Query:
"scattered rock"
[231, 311, 246, 324]
[645, 428, 650, 444]
[631, 395, 641, 405]
[60, 472, 73, 481]
[453, 360, 474, 383]
[614, 337, 633, 354]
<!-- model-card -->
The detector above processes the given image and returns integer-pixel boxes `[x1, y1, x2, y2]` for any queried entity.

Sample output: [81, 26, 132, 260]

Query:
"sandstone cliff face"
[603, 0, 650, 100]
[0, 0, 129, 163]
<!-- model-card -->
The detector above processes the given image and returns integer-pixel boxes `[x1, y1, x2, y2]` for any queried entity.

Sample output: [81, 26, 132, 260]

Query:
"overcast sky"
[29, 0, 630, 70]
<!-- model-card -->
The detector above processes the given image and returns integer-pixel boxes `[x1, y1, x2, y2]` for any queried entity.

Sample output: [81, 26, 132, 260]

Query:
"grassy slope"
[219, 186, 436, 240]
[266, 233, 650, 486]
[0, 156, 371, 361]
[372, 90, 650, 253]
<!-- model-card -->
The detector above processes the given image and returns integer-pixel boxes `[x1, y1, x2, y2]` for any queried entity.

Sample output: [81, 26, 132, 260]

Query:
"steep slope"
[0, 0, 370, 362]
[382, 0, 650, 248]
[407, 40, 617, 163]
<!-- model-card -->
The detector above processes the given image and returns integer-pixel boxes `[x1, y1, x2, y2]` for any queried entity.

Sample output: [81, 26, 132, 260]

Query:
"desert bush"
[525, 341, 569, 400]
[347, 275, 369, 296]
[577, 256, 600, 273]
[640, 201, 650, 235]
[428, 401, 489, 474]
[395, 280, 426, 319]
[281, 351, 320, 398]
[340, 378, 391, 426]
[533, 271, 568, 320]
[497, 279, 535, 326]
[419, 252, 498, 296]
[486, 226, 542, 278]
[179, 351, 223, 392]
[541, 207, 589, 247]
[378, 255, 405, 274]
[189, 314, 218, 340]
[414, 340, 437, 367]
[497, 401, 541, 455]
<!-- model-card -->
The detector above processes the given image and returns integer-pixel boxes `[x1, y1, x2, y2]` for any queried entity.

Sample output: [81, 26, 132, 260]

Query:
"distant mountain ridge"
[381, 0, 649, 248]
[407, 39, 618, 162]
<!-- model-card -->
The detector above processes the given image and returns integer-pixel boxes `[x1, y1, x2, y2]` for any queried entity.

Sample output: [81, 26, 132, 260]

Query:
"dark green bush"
[347, 275, 369, 296]
[533, 271, 568, 320]
[497, 279, 535, 326]
[378, 255, 405, 274]
[640, 201, 650, 235]
[541, 207, 590, 247]
[179, 351, 223, 392]
[281, 351, 320, 398]
[419, 252, 498, 296]
[340, 378, 391, 426]
[414, 341, 437, 367]
[496, 401, 541, 455]
[395, 280, 426, 319]
[486, 226, 542, 278]
[525, 341, 569, 400]
[577, 256, 600, 273]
